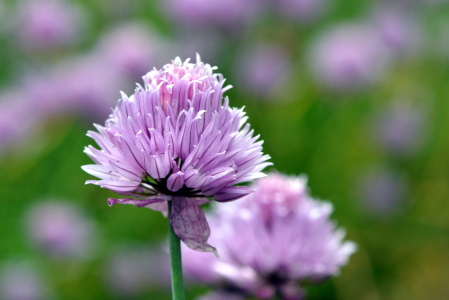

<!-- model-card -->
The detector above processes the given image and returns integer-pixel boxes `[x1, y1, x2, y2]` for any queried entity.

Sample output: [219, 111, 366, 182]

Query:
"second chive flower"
[82, 55, 271, 255]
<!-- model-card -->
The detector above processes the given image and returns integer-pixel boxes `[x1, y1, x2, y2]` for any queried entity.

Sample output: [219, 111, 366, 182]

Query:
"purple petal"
[167, 171, 185, 192]
[170, 197, 218, 257]
[146, 201, 169, 217]
[213, 186, 254, 202]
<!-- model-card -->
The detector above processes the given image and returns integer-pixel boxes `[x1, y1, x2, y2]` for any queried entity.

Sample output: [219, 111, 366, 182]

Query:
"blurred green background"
[1, 0, 449, 299]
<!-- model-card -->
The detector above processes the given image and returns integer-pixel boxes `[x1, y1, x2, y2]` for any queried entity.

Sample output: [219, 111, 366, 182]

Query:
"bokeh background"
[1, 0, 449, 299]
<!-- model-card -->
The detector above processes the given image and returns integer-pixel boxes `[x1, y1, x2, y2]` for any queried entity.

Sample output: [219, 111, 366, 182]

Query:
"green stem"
[274, 286, 283, 300]
[168, 201, 185, 300]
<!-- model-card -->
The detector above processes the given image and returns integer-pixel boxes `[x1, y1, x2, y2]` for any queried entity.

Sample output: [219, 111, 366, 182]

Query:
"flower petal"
[170, 197, 218, 257]
[167, 171, 185, 192]
[213, 186, 254, 202]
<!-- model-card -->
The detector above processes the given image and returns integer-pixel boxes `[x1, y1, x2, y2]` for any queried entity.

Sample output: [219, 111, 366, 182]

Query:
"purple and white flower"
[182, 173, 356, 299]
[82, 55, 270, 254]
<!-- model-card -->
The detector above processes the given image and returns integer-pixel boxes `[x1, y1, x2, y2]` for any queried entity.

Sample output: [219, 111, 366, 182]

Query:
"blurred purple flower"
[182, 173, 356, 299]
[373, 102, 427, 155]
[104, 245, 169, 297]
[275, 0, 326, 23]
[14, 0, 85, 52]
[308, 23, 390, 91]
[371, 7, 422, 55]
[95, 22, 168, 80]
[357, 169, 407, 216]
[0, 263, 48, 300]
[82, 56, 270, 254]
[54, 55, 129, 121]
[236, 44, 290, 98]
[25, 201, 96, 259]
[0, 90, 41, 152]
[173, 28, 224, 64]
[164, 0, 260, 29]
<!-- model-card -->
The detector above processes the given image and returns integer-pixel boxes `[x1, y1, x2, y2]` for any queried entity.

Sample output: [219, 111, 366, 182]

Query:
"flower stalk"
[168, 200, 185, 300]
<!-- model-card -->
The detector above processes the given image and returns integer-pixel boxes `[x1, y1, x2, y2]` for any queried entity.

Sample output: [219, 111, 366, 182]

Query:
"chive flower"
[82, 55, 270, 255]
[182, 173, 356, 299]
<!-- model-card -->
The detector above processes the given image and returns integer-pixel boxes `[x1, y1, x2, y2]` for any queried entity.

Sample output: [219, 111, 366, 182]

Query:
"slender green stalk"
[168, 201, 185, 300]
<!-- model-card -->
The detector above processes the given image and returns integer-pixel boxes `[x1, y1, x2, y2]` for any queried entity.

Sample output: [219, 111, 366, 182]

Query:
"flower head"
[182, 173, 356, 299]
[82, 55, 270, 254]
[0, 263, 48, 300]
[164, 0, 260, 29]
[24, 200, 96, 259]
[235, 44, 290, 98]
[14, 0, 85, 52]
[104, 244, 169, 297]
[308, 23, 390, 91]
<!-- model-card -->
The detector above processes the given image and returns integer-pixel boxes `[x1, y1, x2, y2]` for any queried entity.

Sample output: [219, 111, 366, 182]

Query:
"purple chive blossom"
[54, 54, 128, 120]
[0, 263, 48, 300]
[24, 201, 96, 259]
[372, 102, 427, 155]
[95, 22, 168, 79]
[275, 0, 326, 23]
[182, 173, 356, 300]
[0, 90, 42, 153]
[14, 0, 85, 52]
[308, 23, 390, 91]
[235, 44, 290, 98]
[163, 0, 260, 29]
[82, 55, 271, 255]
[356, 169, 407, 216]
[104, 244, 169, 297]
[370, 6, 422, 55]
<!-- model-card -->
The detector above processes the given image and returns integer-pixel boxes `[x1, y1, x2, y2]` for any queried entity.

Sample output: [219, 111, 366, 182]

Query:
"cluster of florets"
[82, 56, 270, 253]
[182, 173, 356, 299]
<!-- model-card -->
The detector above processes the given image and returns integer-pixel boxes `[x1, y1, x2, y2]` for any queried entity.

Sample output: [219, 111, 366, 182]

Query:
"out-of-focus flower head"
[182, 173, 356, 299]
[370, 6, 422, 55]
[308, 23, 390, 91]
[14, 0, 85, 52]
[104, 244, 169, 297]
[82, 55, 271, 255]
[356, 168, 407, 216]
[164, 0, 260, 29]
[0, 263, 48, 300]
[25, 201, 96, 259]
[235, 44, 290, 98]
[373, 101, 427, 155]
[0, 90, 40, 153]
[173, 28, 224, 64]
[95, 22, 168, 80]
[54, 55, 128, 121]
[275, 0, 326, 23]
